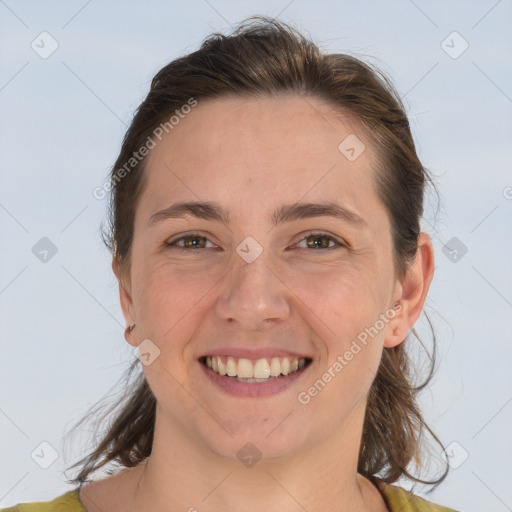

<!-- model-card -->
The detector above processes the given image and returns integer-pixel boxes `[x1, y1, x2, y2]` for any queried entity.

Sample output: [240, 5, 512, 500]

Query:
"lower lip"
[199, 360, 311, 398]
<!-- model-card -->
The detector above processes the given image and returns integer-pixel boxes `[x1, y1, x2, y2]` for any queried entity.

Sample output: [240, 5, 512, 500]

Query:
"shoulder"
[377, 481, 459, 512]
[0, 489, 86, 512]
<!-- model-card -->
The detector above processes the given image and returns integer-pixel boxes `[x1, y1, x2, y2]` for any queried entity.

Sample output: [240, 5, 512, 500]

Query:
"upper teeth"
[205, 356, 307, 379]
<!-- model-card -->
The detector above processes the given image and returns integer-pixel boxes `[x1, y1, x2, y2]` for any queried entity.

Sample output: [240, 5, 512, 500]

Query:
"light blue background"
[1, 1, 511, 511]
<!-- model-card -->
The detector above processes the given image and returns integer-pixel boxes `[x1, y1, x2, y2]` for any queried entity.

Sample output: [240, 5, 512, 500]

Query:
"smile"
[199, 355, 312, 382]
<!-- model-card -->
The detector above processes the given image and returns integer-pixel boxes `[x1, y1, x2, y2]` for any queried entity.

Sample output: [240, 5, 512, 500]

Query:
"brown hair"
[67, 15, 447, 487]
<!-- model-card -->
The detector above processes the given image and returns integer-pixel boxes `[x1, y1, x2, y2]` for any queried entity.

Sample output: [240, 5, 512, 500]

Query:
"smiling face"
[117, 94, 408, 463]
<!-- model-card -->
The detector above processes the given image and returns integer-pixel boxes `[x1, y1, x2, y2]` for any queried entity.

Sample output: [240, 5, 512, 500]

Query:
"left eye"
[295, 232, 343, 250]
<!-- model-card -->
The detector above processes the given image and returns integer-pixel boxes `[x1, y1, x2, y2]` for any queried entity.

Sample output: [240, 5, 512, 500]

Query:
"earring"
[125, 323, 136, 336]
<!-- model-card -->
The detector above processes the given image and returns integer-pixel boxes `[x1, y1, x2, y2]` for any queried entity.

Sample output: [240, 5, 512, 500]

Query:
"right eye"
[165, 233, 217, 250]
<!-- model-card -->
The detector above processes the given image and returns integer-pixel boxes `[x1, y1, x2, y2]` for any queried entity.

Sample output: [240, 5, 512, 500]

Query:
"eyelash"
[165, 231, 345, 251]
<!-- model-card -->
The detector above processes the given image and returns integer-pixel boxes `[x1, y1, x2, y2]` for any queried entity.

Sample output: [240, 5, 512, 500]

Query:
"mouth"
[199, 355, 313, 383]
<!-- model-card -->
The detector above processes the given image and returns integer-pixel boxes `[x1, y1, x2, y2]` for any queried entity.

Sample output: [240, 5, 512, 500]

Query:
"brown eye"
[297, 232, 343, 250]
[166, 234, 215, 249]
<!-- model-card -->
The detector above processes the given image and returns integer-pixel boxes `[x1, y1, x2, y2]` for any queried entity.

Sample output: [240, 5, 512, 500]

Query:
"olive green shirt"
[0, 483, 458, 511]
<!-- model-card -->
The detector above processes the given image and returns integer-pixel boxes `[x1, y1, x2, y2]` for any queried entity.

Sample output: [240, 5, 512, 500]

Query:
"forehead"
[147, 94, 369, 165]
[139, 94, 385, 226]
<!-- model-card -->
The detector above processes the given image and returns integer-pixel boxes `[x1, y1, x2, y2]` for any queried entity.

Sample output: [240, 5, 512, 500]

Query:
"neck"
[128, 407, 387, 512]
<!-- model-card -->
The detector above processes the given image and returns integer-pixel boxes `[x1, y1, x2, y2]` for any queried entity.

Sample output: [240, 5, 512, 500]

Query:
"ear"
[384, 232, 435, 348]
[112, 257, 137, 346]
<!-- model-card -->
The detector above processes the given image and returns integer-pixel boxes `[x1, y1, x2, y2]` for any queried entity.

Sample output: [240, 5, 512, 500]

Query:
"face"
[119, 95, 407, 462]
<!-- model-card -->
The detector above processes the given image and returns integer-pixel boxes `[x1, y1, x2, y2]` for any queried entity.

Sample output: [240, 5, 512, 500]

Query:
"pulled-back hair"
[67, 15, 447, 487]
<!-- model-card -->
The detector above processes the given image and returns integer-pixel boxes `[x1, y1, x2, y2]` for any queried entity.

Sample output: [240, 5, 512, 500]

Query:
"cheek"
[132, 260, 216, 350]
[287, 263, 386, 390]
[131, 263, 216, 401]
[287, 261, 384, 337]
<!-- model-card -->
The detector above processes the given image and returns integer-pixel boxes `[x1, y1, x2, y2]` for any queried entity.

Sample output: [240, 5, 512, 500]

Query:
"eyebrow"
[148, 201, 368, 228]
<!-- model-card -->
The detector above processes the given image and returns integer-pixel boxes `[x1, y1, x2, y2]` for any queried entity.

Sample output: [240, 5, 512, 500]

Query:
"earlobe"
[112, 257, 137, 345]
[383, 300, 408, 348]
[384, 233, 435, 348]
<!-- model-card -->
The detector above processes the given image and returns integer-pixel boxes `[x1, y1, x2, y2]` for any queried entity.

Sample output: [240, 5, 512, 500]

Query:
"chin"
[199, 416, 307, 463]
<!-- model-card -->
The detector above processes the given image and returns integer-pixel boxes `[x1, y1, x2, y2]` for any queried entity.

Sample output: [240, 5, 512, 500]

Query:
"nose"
[214, 251, 290, 330]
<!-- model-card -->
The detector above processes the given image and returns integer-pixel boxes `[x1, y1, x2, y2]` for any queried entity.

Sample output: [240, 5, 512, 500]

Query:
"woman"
[2, 16, 459, 512]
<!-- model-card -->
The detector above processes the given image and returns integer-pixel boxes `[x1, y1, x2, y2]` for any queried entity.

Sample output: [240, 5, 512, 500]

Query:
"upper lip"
[199, 348, 313, 360]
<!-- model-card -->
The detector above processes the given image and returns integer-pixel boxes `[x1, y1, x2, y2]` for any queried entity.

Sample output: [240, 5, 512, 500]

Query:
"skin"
[79, 94, 434, 512]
